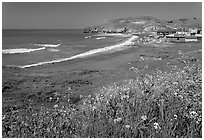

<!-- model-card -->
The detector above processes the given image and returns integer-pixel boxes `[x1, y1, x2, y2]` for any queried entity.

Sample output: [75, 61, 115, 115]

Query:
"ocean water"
[2, 29, 127, 67]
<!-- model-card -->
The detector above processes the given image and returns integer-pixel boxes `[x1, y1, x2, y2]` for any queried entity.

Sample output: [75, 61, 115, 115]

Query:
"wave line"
[19, 36, 138, 68]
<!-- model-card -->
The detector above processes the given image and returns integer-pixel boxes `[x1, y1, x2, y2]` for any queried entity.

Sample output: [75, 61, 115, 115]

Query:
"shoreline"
[19, 35, 138, 69]
[93, 33, 131, 37]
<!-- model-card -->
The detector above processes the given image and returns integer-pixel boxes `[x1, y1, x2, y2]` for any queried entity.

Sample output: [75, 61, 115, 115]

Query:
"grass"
[2, 55, 202, 138]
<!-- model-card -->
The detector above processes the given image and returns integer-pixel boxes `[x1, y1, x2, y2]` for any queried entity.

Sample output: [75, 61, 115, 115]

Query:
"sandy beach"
[93, 33, 132, 37]
[19, 35, 138, 68]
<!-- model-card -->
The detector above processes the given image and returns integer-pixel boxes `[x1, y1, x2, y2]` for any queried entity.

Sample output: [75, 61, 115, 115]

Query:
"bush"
[2, 61, 202, 138]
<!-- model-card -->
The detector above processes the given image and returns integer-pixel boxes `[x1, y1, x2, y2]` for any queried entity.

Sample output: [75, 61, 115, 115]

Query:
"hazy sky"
[2, 2, 202, 29]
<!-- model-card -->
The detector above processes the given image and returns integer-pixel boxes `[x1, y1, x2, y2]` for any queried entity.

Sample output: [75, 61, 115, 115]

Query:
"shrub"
[2, 60, 202, 138]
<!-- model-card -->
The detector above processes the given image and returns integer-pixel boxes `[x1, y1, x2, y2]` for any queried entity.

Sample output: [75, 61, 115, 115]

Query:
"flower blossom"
[154, 122, 161, 130]
[141, 115, 147, 121]
[125, 125, 131, 129]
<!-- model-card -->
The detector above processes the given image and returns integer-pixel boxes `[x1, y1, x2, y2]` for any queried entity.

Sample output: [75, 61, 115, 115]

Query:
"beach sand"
[93, 33, 131, 37]
[19, 35, 138, 68]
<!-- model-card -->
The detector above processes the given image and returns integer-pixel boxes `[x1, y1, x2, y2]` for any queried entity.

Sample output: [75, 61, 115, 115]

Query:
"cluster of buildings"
[157, 28, 202, 42]
[136, 27, 202, 44]
[84, 24, 202, 44]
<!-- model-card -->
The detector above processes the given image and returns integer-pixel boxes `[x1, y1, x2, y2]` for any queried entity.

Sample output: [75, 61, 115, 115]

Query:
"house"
[167, 34, 185, 42]
[190, 32, 196, 36]
[166, 34, 174, 41]
[189, 28, 198, 33]
[195, 34, 202, 40]
[185, 36, 198, 42]
[157, 29, 176, 36]
[197, 29, 202, 34]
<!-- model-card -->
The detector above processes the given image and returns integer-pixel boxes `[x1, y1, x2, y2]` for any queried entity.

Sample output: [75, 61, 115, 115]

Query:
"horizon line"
[2, 28, 84, 30]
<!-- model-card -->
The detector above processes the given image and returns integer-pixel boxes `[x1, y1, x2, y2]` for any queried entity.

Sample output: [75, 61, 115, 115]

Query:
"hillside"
[83, 16, 202, 33]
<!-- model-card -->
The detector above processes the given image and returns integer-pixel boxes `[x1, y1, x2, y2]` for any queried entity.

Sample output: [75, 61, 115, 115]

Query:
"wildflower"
[54, 92, 60, 96]
[153, 122, 161, 130]
[141, 115, 147, 121]
[114, 118, 122, 123]
[125, 125, 131, 129]
[92, 106, 97, 110]
[196, 117, 202, 124]
[174, 114, 177, 119]
[117, 118, 122, 122]
[2, 115, 5, 120]
[173, 82, 178, 85]
[54, 104, 58, 108]
[144, 65, 149, 69]
[190, 111, 198, 117]
[178, 95, 183, 99]
[67, 87, 71, 91]
[188, 80, 195, 85]
[140, 56, 145, 61]
[178, 50, 182, 55]
[174, 92, 178, 96]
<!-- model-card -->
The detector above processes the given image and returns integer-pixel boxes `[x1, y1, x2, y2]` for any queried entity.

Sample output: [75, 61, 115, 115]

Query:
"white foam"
[34, 43, 60, 48]
[2, 47, 46, 54]
[19, 36, 138, 68]
[48, 48, 59, 52]
[96, 37, 106, 40]
[85, 36, 91, 39]
[3, 43, 61, 54]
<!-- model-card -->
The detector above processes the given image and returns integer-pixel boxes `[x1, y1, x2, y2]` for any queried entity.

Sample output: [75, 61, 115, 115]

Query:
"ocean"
[2, 29, 129, 68]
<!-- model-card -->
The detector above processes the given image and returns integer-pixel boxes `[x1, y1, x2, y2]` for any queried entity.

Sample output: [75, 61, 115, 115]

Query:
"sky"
[2, 2, 202, 29]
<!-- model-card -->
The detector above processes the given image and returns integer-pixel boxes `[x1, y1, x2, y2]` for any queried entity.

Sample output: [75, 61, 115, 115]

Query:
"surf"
[18, 35, 138, 68]
[2, 47, 46, 54]
[34, 43, 61, 48]
[2, 43, 61, 54]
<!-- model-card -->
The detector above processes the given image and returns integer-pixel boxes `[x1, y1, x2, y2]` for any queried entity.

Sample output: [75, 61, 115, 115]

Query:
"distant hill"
[83, 16, 202, 33]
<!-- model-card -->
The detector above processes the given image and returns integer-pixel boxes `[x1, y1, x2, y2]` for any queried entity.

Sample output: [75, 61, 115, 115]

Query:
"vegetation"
[83, 16, 202, 33]
[2, 56, 202, 138]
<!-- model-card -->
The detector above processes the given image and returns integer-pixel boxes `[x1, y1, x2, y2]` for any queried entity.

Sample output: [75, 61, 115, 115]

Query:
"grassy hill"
[84, 16, 202, 33]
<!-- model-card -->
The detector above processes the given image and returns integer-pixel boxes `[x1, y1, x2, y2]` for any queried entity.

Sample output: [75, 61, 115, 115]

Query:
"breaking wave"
[18, 36, 138, 68]
[96, 37, 106, 40]
[34, 43, 60, 48]
[2, 47, 46, 54]
[3, 44, 61, 54]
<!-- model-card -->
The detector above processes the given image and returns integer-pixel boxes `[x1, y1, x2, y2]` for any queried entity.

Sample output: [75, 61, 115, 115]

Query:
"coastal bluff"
[83, 16, 201, 34]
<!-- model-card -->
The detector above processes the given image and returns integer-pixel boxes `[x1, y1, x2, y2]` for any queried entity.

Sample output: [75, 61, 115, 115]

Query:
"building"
[197, 28, 202, 34]
[185, 36, 198, 42]
[166, 34, 186, 42]
[157, 29, 176, 36]
[189, 28, 198, 33]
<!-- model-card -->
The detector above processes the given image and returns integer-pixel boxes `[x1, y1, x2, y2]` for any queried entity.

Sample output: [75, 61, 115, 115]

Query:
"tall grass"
[2, 59, 202, 138]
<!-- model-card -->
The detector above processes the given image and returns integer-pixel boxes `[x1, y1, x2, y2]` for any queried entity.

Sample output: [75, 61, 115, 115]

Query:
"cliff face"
[83, 16, 202, 33]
